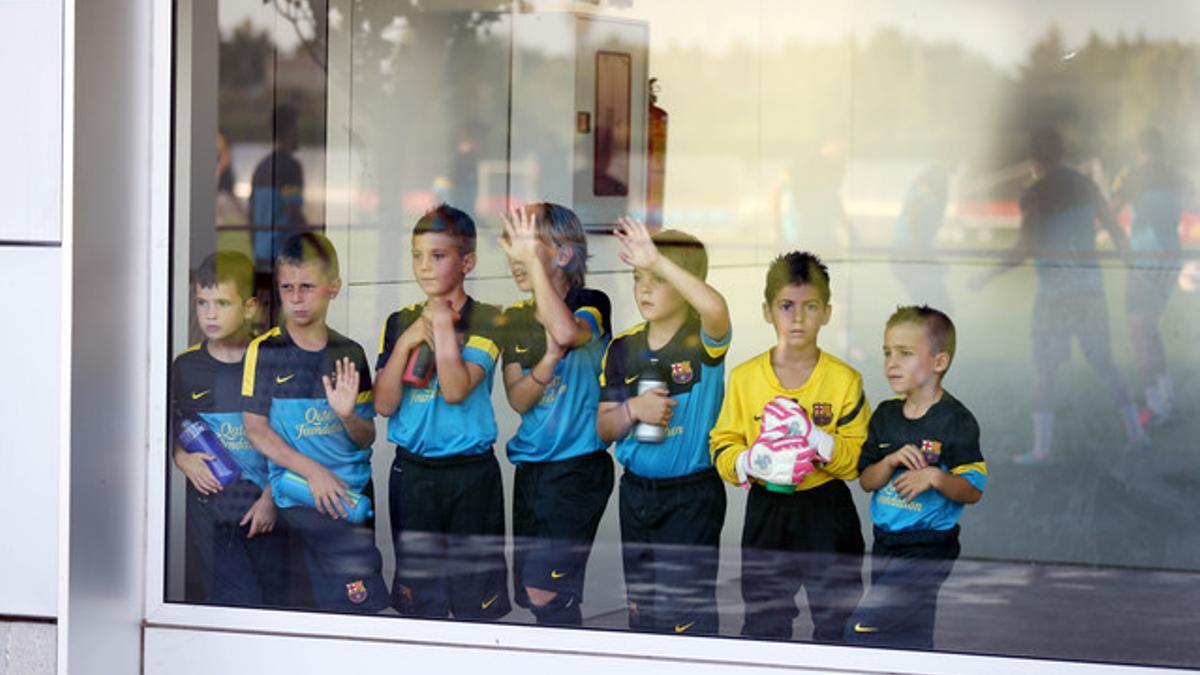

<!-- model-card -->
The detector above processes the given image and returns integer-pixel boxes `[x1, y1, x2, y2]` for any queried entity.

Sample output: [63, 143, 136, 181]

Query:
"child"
[497, 204, 614, 626]
[242, 233, 389, 613]
[597, 219, 732, 635]
[374, 204, 511, 620]
[845, 305, 986, 649]
[709, 251, 869, 642]
[171, 250, 288, 606]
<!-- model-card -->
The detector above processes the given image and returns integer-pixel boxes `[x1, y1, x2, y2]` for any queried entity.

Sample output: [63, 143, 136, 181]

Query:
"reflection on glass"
[169, 0, 1200, 668]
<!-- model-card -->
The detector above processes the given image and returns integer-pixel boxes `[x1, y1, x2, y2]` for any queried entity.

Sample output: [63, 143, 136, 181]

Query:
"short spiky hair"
[196, 250, 255, 301]
[277, 232, 339, 280]
[413, 203, 477, 254]
[652, 229, 708, 281]
[887, 304, 957, 367]
[764, 251, 830, 304]
[531, 202, 588, 289]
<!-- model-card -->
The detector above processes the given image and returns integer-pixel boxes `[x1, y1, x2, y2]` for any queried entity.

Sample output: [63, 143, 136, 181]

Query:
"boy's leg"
[651, 471, 726, 636]
[186, 480, 267, 606]
[390, 452, 452, 617]
[739, 485, 808, 639]
[278, 500, 389, 614]
[511, 462, 537, 611]
[844, 533, 959, 649]
[244, 517, 292, 608]
[1074, 293, 1147, 446]
[619, 472, 657, 631]
[1018, 289, 1069, 465]
[800, 481, 866, 643]
[519, 451, 615, 626]
[444, 454, 512, 621]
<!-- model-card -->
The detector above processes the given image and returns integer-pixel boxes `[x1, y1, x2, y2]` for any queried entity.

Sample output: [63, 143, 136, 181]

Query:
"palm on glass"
[613, 217, 660, 269]
[498, 206, 543, 265]
[323, 356, 361, 420]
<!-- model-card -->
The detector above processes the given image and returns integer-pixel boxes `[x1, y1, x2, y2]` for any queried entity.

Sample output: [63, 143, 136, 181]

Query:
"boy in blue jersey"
[597, 218, 732, 636]
[846, 305, 986, 649]
[171, 250, 288, 606]
[374, 205, 511, 620]
[1111, 128, 1195, 425]
[242, 233, 389, 614]
[709, 252, 869, 641]
[497, 204, 614, 626]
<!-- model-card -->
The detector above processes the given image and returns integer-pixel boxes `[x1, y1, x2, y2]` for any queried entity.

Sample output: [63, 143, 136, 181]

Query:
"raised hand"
[497, 206, 542, 265]
[613, 216, 661, 270]
[323, 356, 361, 420]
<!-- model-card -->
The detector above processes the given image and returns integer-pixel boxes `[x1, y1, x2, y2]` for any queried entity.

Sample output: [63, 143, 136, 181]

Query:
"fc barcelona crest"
[346, 579, 368, 604]
[811, 402, 833, 426]
[921, 440, 943, 465]
[671, 361, 693, 384]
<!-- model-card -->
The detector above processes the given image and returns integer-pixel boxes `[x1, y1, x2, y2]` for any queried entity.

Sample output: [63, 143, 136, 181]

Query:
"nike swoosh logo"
[550, 570, 567, 579]
[275, 373, 296, 384]
[879, 443, 892, 449]
[853, 622, 878, 633]
[515, 345, 529, 353]
[481, 594, 499, 610]
[753, 414, 762, 421]
[625, 375, 639, 384]
[191, 390, 210, 400]
[673, 621, 696, 633]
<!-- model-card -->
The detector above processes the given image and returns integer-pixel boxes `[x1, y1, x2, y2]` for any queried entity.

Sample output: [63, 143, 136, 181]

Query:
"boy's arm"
[709, 379, 748, 485]
[173, 443, 222, 495]
[1092, 182, 1133, 258]
[374, 311, 430, 417]
[243, 412, 351, 518]
[893, 412, 987, 503]
[614, 217, 730, 341]
[503, 336, 565, 414]
[892, 467, 982, 504]
[595, 338, 674, 442]
[429, 301, 491, 404]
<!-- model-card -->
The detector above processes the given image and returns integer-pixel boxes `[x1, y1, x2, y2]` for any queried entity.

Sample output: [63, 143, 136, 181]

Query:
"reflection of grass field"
[844, 258, 1200, 570]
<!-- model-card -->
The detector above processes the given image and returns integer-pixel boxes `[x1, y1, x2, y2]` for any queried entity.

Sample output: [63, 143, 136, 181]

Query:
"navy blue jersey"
[1112, 160, 1193, 253]
[1019, 166, 1109, 292]
[172, 342, 268, 488]
[600, 316, 731, 479]
[241, 327, 375, 508]
[857, 392, 987, 533]
[501, 287, 613, 464]
[377, 297, 502, 458]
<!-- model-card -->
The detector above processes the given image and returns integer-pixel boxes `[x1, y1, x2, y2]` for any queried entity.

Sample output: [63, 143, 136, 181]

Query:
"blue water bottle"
[178, 416, 242, 488]
[277, 470, 374, 523]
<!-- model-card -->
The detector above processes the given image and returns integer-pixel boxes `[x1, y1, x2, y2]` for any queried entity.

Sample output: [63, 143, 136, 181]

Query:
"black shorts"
[389, 448, 511, 620]
[512, 450, 614, 604]
[619, 467, 726, 636]
[844, 526, 960, 649]
[279, 478, 389, 615]
[741, 479, 865, 641]
[185, 479, 290, 607]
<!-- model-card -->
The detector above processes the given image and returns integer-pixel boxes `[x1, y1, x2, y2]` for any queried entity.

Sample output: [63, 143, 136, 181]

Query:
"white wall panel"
[0, 248, 60, 618]
[0, 1, 62, 243]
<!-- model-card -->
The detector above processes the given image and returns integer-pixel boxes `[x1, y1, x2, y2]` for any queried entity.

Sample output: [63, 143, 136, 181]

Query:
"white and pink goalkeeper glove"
[735, 428, 818, 487]
[760, 396, 835, 462]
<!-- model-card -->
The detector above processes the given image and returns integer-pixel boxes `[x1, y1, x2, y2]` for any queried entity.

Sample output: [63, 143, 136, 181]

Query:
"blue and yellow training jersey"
[241, 327, 375, 508]
[710, 349, 869, 490]
[1112, 160, 1193, 253]
[600, 315, 730, 479]
[857, 392, 987, 533]
[172, 341, 268, 488]
[501, 287, 612, 464]
[377, 297, 502, 459]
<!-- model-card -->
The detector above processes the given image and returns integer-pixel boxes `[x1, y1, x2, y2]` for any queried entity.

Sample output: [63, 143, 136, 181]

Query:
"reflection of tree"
[220, 18, 273, 88]
[265, 0, 329, 72]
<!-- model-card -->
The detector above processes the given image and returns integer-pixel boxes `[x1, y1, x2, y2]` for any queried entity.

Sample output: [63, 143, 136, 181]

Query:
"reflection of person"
[971, 127, 1147, 465]
[242, 233, 389, 613]
[846, 306, 986, 649]
[709, 252, 869, 642]
[248, 105, 306, 270]
[892, 165, 952, 312]
[1110, 128, 1195, 425]
[215, 129, 245, 226]
[373, 205, 511, 621]
[497, 204, 614, 627]
[172, 251, 288, 606]
[596, 221, 731, 636]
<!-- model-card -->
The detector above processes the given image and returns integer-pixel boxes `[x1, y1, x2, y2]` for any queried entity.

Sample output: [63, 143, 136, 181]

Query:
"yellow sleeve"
[710, 372, 749, 485]
[821, 375, 870, 481]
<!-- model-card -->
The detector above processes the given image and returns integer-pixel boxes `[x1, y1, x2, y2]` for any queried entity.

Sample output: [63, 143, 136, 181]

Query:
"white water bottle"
[634, 363, 667, 444]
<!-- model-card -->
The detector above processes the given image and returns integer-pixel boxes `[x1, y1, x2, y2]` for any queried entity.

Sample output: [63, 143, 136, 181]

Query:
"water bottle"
[634, 363, 668, 444]
[402, 343, 436, 387]
[178, 416, 242, 488]
[276, 470, 374, 524]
